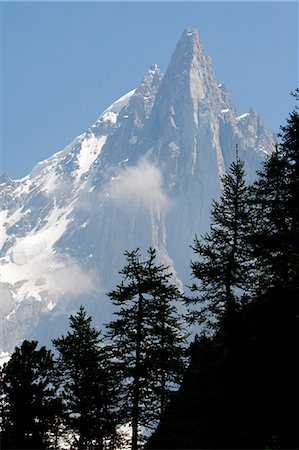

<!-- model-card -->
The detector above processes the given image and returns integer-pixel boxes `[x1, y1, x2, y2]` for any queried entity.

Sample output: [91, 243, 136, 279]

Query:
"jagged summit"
[166, 28, 211, 78]
[128, 63, 163, 118]
[147, 28, 220, 124]
[143, 28, 223, 173]
[182, 28, 198, 38]
[94, 64, 163, 167]
[173, 28, 202, 58]
[0, 29, 274, 353]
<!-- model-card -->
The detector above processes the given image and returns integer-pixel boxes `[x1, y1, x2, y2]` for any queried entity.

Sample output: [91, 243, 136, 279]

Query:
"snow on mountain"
[0, 29, 274, 353]
[0, 351, 10, 368]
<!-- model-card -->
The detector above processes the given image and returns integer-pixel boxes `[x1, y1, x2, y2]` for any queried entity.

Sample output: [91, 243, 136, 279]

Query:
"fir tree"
[145, 249, 187, 416]
[251, 91, 299, 292]
[187, 157, 253, 333]
[106, 248, 186, 450]
[0, 340, 60, 450]
[247, 93, 298, 447]
[53, 306, 116, 450]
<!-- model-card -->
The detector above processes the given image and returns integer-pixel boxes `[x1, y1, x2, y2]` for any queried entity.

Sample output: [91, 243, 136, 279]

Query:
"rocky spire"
[166, 29, 209, 80]
[95, 64, 163, 166]
[127, 63, 163, 120]
[144, 29, 222, 143]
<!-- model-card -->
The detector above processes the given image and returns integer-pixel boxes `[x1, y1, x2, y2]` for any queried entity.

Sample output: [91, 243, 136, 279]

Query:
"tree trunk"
[131, 287, 143, 450]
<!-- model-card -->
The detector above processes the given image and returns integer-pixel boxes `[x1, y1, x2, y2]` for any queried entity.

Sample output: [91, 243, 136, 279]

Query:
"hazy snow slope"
[0, 30, 274, 353]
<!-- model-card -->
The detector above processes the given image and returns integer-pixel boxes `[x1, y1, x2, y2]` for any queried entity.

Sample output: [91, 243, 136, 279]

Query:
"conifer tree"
[246, 94, 298, 447]
[0, 340, 60, 449]
[106, 248, 186, 450]
[188, 157, 253, 332]
[145, 249, 187, 415]
[53, 306, 116, 450]
[251, 91, 299, 292]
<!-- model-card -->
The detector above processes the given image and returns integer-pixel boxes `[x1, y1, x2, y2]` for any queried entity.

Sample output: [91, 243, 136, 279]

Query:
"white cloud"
[47, 254, 100, 298]
[108, 162, 169, 211]
[6, 245, 100, 301]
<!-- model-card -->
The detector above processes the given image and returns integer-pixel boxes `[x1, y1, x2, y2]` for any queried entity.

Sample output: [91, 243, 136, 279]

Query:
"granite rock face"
[0, 29, 274, 352]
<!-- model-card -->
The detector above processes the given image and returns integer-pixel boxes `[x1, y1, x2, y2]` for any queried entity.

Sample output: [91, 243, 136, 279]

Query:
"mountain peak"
[145, 28, 219, 145]
[138, 64, 163, 94]
[181, 28, 200, 44]
[169, 28, 208, 70]
[128, 64, 163, 118]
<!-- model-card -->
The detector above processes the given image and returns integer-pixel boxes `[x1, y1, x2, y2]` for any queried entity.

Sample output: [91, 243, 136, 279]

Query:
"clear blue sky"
[0, 1, 297, 179]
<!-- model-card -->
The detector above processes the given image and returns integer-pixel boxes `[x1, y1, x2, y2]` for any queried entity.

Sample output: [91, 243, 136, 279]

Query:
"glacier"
[0, 29, 274, 353]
